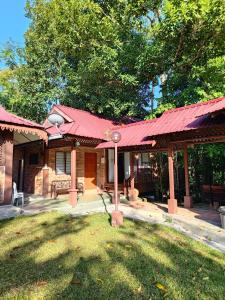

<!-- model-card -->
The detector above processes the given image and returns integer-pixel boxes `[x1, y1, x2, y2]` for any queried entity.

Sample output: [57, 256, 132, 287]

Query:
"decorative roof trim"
[0, 123, 48, 143]
[52, 106, 74, 122]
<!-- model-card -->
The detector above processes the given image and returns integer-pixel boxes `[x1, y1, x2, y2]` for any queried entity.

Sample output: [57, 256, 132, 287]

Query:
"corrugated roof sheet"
[46, 105, 117, 140]
[146, 96, 225, 138]
[197, 97, 225, 116]
[0, 106, 43, 128]
[96, 119, 156, 148]
[46, 97, 225, 147]
[97, 96, 225, 148]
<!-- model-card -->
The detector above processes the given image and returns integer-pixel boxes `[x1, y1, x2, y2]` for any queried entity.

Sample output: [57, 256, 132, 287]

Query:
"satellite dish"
[48, 113, 64, 127]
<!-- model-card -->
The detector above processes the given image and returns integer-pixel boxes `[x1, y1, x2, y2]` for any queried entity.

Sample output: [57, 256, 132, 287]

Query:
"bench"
[201, 184, 225, 206]
[51, 180, 84, 199]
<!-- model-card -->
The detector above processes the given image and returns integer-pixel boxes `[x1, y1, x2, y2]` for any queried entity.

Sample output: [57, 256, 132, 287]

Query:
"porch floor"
[129, 201, 221, 226]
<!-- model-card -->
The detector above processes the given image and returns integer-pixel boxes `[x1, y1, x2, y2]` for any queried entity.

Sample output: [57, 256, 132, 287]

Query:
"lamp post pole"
[111, 131, 123, 227]
[114, 141, 118, 211]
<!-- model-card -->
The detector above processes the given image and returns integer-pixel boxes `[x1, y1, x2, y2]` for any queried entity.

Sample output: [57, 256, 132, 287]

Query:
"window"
[29, 153, 39, 165]
[56, 152, 71, 175]
[140, 153, 150, 168]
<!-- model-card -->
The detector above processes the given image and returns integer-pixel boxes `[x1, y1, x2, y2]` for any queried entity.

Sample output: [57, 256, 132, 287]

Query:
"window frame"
[139, 153, 150, 168]
[55, 151, 71, 175]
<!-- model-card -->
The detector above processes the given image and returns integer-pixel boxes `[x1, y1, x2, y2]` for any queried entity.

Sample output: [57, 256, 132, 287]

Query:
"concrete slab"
[0, 205, 22, 219]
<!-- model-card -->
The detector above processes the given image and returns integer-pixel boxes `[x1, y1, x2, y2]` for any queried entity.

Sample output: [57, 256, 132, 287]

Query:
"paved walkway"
[1, 196, 224, 253]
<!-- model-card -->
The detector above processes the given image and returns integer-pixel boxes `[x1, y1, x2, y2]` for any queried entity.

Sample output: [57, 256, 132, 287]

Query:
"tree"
[139, 0, 225, 111]
[1, 0, 157, 122]
[0, 0, 224, 122]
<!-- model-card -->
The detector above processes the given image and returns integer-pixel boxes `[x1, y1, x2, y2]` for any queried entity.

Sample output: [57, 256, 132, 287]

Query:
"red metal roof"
[146, 96, 225, 138]
[96, 119, 156, 148]
[0, 106, 43, 128]
[197, 97, 225, 116]
[97, 96, 225, 148]
[46, 105, 117, 140]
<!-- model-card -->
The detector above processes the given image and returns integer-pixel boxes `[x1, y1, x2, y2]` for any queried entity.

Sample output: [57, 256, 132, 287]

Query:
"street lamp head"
[111, 131, 121, 143]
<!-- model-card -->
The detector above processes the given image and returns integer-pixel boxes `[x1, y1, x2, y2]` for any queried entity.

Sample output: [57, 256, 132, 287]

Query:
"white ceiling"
[13, 131, 41, 145]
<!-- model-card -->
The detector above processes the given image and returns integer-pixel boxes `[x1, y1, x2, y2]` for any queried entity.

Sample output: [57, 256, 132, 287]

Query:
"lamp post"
[111, 131, 123, 227]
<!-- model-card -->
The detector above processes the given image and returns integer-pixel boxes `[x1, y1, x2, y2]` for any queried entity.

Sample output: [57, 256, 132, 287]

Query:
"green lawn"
[0, 212, 225, 300]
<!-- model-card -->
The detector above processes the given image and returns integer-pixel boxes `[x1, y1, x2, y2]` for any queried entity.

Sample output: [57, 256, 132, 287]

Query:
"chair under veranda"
[12, 182, 24, 207]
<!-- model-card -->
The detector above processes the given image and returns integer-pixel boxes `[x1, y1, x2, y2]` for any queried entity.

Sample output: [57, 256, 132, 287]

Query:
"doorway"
[118, 153, 124, 184]
[85, 152, 97, 189]
[107, 150, 127, 184]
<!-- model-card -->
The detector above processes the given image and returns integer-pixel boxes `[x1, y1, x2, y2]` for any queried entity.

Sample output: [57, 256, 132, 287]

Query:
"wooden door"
[85, 152, 97, 189]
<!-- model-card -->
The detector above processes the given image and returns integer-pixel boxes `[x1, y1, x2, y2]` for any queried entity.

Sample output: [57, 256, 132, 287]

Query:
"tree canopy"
[0, 0, 225, 122]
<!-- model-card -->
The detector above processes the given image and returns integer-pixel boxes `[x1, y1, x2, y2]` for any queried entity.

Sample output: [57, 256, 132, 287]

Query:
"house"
[0, 106, 47, 205]
[11, 96, 225, 213]
[13, 105, 152, 204]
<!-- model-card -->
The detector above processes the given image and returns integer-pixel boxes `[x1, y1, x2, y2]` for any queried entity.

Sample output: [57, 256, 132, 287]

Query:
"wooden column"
[183, 144, 193, 208]
[167, 146, 177, 214]
[69, 146, 77, 207]
[3, 131, 13, 205]
[129, 152, 135, 201]
[42, 144, 49, 198]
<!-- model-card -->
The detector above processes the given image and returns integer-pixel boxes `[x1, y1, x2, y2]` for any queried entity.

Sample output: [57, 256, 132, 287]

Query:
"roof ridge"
[55, 104, 114, 122]
[111, 118, 157, 130]
[163, 96, 225, 115]
[55, 104, 92, 115]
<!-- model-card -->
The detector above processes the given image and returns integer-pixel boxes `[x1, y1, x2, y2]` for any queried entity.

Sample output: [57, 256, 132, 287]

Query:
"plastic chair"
[12, 182, 24, 207]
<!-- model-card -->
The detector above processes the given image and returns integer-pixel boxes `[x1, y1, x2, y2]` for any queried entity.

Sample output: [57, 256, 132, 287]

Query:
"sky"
[0, 0, 29, 67]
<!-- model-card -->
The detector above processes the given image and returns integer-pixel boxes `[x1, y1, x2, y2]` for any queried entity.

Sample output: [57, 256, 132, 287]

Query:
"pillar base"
[111, 210, 123, 227]
[168, 198, 177, 214]
[69, 189, 78, 207]
[128, 188, 139, 201]
[184, 195, 193, 209]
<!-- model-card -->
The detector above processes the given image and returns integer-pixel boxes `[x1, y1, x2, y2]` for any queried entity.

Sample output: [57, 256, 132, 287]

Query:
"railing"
[201, 184, 225, 206]
[123, 168, 158, 196]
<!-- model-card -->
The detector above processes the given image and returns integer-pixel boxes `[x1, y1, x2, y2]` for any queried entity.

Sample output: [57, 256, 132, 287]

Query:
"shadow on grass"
[100, 194, 111, 225]
[0, 213, 225, 299]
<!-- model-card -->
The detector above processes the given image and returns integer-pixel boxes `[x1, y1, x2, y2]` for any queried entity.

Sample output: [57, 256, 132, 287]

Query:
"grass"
[0, 212, 225, 300]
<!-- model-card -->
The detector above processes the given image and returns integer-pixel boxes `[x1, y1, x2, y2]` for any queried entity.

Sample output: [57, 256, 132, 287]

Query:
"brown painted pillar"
[69, 146, 77, 207]
[167, 146, 177, 214]
[183, 144, 193, 208]
[42, 145, 49, 198]
[3, 131, 13, 205]
[129, 152, 135, 201]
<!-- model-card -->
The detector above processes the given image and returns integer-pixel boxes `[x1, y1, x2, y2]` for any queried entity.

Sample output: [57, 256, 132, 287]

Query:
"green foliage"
[146, 102, 175, 119]
[0, 0, 156, 121]
[0, 0, 224, 123]
[145, 0, 225, 108]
